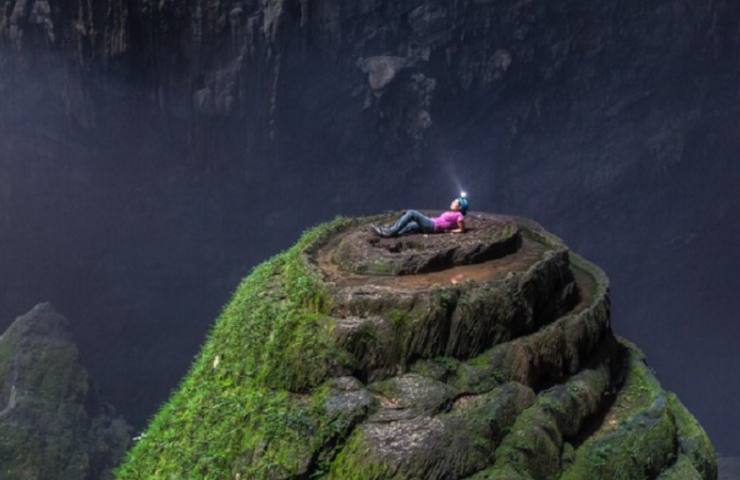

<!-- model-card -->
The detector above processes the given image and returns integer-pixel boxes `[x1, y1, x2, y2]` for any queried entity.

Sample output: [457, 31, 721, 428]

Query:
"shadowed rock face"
[116, 214, 717, 480]
[0, 303, 132, 480]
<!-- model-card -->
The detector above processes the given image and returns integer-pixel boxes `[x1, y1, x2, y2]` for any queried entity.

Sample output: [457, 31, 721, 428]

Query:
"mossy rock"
[0, 303, 132, 480]
[559, 338, 717, 480]
[115, 213, 716, 480]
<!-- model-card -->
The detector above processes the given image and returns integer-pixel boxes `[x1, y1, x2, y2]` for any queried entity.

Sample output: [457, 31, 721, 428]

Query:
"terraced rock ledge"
[116, 212, 717, 480]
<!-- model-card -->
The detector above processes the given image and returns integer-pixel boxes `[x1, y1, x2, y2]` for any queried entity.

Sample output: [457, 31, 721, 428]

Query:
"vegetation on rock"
[116, 213, 716, 479]
[0, 303, 131, 480]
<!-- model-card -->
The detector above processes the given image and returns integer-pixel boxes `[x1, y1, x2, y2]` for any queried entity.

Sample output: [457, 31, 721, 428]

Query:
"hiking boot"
[371, 225, 387, 237]
[372, 225, 394, 238]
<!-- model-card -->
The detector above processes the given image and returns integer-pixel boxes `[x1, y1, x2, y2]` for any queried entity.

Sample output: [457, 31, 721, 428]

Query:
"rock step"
[324, 338, 621, 480]
[462, 345, 620, 480]
[327, 381, 536, 480]
[329, 242, 578, 382]
[663, 391, 717, 479]
[330, 249, 609, 387]
[470, 253, 611, 392]
[315, 255, 619, 478]
[558, 338, 717, 480]
[312, 216, 557, 292]
[657, 455, 703, 480]
[330, 212, 522, 276]
[324, 336, 713, 480]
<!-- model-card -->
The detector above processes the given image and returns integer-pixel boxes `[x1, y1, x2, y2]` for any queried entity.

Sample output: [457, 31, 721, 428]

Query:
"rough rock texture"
[0, 0, 738, 452]
[116, 213, 717, 479]
[333, 212, 521, 275]
[0, 302, 132, 480]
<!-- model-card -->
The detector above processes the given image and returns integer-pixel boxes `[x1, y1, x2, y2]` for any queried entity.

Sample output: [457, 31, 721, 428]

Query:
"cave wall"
[0, 0, 738, 453]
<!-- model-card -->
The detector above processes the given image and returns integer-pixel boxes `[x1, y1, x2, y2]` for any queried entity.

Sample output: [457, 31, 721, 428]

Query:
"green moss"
[116, 216, 361, 479]
[665, 392, 717, 478]
[304, 386, 371, 477]
[476, 366, 607, 480]
[113, 216, 716, 480]
[385, 307, 416, 361]
[656, 454, 701, 479]
[0, 309, 128, 480]
[31, 344, 85, 405]
[326, 429, 389, 480]
[369, 301, 440, 371]
[0, 334, 11, 369]
[559, 343, 678, 480]
[466, 463, 533, 480]
[438, 343, 509, 394]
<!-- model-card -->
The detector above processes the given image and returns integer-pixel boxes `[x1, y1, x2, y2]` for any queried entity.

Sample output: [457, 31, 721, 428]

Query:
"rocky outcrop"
[0, 0, 738, 448]
[2, 0, 737, 163]
[116, 213, 716, 479]
[0, 302, 131, 480]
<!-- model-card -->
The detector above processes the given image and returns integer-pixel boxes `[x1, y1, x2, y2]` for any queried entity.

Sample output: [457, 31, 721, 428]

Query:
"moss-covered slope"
[116, 213, 716, 480]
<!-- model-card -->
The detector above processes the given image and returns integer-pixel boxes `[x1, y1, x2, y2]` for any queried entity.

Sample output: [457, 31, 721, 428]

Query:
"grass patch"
[115, 216, 358, 479]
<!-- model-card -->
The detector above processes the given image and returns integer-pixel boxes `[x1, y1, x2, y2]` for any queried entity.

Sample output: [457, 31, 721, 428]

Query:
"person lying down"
[371, 194, 469, 238]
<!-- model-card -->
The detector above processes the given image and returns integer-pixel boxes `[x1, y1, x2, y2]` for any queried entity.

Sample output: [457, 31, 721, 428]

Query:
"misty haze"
[0, 1, 738, 479]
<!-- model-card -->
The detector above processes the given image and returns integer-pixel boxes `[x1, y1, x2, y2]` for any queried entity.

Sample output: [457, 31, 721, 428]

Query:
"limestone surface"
[116, 213, 717, 480]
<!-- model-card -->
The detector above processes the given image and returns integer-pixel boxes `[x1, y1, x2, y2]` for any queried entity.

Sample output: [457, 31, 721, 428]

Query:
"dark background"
[1, 0, 738, 458]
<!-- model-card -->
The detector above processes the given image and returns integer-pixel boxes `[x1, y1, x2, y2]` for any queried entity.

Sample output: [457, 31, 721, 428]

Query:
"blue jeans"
[388, 209, 436, 235]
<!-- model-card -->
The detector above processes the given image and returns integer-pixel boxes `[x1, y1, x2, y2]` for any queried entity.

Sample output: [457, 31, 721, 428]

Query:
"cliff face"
[0, 0, 738, 452]
[3, 0, 736, 165]
[0, 302, 131, 480]
[116, 213, 716, 479]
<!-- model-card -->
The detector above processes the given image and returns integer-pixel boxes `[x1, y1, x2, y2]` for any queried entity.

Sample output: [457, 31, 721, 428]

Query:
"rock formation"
[117, 212, 716, 479]
[0, 302, 132, 480]
[0, 0, 738, 448]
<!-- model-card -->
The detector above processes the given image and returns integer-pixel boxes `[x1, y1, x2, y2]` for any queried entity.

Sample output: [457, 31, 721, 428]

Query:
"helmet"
[458, 196, 469, 215]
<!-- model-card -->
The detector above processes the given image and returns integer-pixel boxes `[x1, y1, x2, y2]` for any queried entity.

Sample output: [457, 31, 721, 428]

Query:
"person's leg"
[404, 210, 436, 233]
[416, 213, 436, 233]
[397, 221, 421, 236]
[388, 210, 416, 235]
[387, 210, 435, 236]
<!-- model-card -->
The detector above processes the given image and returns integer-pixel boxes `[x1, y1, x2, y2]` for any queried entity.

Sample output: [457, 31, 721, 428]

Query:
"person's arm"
[451, 218, 465, 233]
